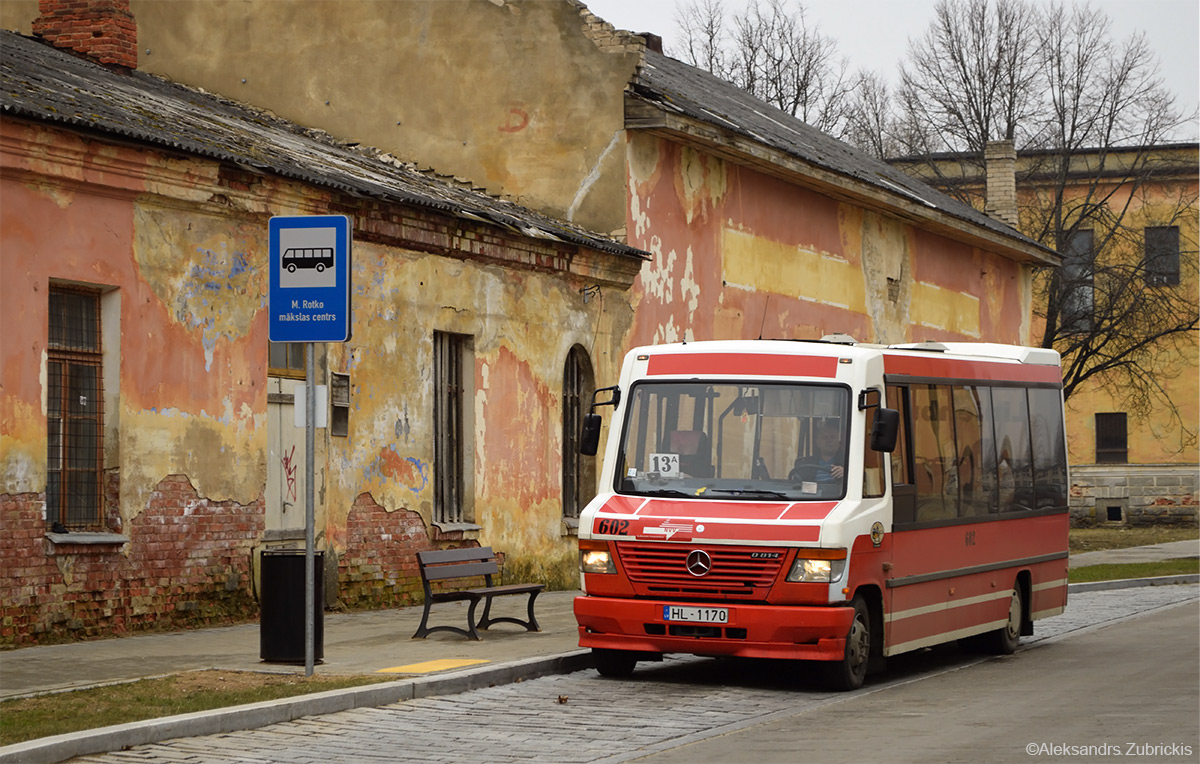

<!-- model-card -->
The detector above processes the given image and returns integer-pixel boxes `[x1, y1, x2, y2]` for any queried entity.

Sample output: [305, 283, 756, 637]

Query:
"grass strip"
[0, 671, 393, 746]
[1068, 557, 1200, 584]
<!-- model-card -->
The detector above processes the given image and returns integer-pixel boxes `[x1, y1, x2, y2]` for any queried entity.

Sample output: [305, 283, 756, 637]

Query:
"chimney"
[984, 140, 1018, 228]
[640, 33, 663, 54]
[32, 0, 138, 70]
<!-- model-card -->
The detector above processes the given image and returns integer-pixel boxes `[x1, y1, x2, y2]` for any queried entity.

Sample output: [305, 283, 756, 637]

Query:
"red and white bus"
[574, 338, 1069, 690]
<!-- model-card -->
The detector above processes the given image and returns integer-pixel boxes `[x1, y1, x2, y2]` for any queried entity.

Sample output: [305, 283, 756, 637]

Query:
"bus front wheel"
[592, 648, 637, 678]
[823, 595, 871, 691]
[984, 584, 1023, 655]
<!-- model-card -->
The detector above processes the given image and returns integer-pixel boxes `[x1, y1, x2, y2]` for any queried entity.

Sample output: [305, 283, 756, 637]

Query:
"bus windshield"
[616, 381, 849, 501]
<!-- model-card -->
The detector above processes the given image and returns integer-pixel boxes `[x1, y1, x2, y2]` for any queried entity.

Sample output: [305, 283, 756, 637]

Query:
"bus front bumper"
[574, 595, 853, 662]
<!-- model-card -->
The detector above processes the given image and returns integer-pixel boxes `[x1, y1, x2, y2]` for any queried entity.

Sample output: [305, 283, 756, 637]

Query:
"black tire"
[981, 584, 1023, 655]
[823, 595, 871, 691]
[593, 648, 637, 678]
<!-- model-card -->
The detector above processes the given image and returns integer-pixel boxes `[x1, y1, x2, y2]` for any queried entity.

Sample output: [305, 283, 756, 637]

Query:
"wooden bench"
[412, 547, 544, 641]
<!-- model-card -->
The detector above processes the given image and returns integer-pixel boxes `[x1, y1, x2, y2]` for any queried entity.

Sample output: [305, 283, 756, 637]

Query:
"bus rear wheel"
[823, 595, 871, 691]
[592, 648, 637, 678]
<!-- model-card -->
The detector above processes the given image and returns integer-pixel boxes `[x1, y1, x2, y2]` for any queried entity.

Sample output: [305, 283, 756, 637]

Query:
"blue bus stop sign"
[269, 215, 351, 342]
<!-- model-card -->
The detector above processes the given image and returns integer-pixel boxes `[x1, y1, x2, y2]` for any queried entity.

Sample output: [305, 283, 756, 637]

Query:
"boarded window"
[1095, 412, 1128, 464]
[1145, 226, 1180, 286]
[434, 332, 469, 523]
[47, 286, 104, 530]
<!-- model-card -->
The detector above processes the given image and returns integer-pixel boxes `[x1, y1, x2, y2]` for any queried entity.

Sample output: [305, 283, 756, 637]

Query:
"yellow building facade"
[894, 144, 1198, 526]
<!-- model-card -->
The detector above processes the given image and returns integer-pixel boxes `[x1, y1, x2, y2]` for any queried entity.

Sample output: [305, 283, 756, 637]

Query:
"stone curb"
[0, 650, 592, 764]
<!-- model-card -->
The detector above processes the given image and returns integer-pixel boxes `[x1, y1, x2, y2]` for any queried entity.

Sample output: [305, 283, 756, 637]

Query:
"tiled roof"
[0, 31, 647, 261]
[632, 51, 1057, 261]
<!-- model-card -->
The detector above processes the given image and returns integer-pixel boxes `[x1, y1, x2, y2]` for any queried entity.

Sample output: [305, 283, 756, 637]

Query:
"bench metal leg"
[412, 599, 435, 640]
[477, 591, 541, 633]
[412, 597, 483, 640]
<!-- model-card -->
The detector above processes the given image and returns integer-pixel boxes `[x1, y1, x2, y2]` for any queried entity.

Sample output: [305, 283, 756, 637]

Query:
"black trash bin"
[260, 549, 324, 663]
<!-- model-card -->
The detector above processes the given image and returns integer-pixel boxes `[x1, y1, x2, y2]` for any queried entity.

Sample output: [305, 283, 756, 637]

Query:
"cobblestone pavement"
[69, 585, 1198, 764]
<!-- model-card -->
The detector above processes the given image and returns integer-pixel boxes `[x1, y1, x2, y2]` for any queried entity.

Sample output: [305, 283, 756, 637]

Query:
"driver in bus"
[790, 420, 845, 483]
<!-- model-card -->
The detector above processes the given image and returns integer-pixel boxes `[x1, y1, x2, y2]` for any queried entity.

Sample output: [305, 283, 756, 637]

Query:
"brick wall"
[32, 0, 138, 70]
[336, 493, 434, 610]
[0, 474, 262, 647]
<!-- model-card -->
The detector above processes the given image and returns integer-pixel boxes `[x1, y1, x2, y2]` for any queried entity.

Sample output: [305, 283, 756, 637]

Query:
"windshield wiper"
[701, 487, 790, 499]
[634, 488, 696, 498]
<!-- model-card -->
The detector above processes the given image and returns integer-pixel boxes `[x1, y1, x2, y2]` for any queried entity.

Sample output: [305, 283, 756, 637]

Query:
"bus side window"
[991, 387, 1034, 511]
[911, 385, 957, 522]
[886, 385, 916, 524]
[952, 386, 988, 517]
[886, 386, 912, 485]
[862, 398, 885, 499]
[1029, 388, 1068, 511]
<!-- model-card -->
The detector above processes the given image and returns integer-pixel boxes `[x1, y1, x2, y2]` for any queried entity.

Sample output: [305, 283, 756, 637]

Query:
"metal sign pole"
[305, 341, 316, 676]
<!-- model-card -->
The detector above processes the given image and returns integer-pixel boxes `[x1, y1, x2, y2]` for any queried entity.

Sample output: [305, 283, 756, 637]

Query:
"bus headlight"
[786, 556, 846, 583]
[580, 549, 616, 574]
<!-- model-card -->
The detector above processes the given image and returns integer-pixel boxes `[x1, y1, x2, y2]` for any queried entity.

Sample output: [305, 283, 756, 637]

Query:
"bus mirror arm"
[580, 385, 621, 456]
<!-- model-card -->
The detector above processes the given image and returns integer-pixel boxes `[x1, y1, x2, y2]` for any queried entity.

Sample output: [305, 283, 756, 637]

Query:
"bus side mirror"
[870, 408, 900, 453]
[579, 385, 621, 456]
[580, 414, 603, 456]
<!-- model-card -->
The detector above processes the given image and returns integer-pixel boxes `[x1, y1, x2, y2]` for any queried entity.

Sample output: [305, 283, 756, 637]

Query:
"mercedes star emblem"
[685, 549, 712, 577]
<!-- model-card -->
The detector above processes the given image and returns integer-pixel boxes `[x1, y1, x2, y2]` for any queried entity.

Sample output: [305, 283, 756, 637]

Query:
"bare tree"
[674, 0, 732, 81]
[845, 71, 903, 160]
[893, 0, 1196, 448]
[673, 0, 858, 137]
[897, 0, 1042, 154]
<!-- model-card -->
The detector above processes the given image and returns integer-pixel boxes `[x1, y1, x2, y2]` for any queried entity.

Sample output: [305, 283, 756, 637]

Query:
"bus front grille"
[616, 542, 785, 600]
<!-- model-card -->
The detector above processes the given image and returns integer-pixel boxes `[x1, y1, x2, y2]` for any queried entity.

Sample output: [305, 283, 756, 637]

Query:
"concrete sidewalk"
[1, 589, 585, 700]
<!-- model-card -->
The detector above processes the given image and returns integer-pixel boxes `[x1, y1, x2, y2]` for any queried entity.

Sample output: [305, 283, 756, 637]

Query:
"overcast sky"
[584, 0, 1200, 141]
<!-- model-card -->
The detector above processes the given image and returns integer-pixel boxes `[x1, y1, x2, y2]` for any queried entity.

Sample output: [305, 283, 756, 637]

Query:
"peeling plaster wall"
[1, 119, 635, 643]
[324, 244, 632, 584]
[625, 134, 1032, 347]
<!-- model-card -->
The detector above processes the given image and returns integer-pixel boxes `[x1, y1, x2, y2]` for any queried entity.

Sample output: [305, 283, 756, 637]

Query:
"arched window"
[562, 345, 596, 519]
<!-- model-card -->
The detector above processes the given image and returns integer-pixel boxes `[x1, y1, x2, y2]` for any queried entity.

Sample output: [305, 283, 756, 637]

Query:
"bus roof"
[629, 339, 1060, 366]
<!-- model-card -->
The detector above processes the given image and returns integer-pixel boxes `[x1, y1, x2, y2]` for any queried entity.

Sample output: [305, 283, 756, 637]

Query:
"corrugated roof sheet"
[0, 31, 647, 261]
[633, 50, 1056, 258]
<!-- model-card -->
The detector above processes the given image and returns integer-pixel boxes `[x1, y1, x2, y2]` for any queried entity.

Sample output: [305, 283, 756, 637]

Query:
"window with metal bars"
[562, 345, 596, 519]
[47, 286, 105, 531]
[433, 331, 469, 524]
